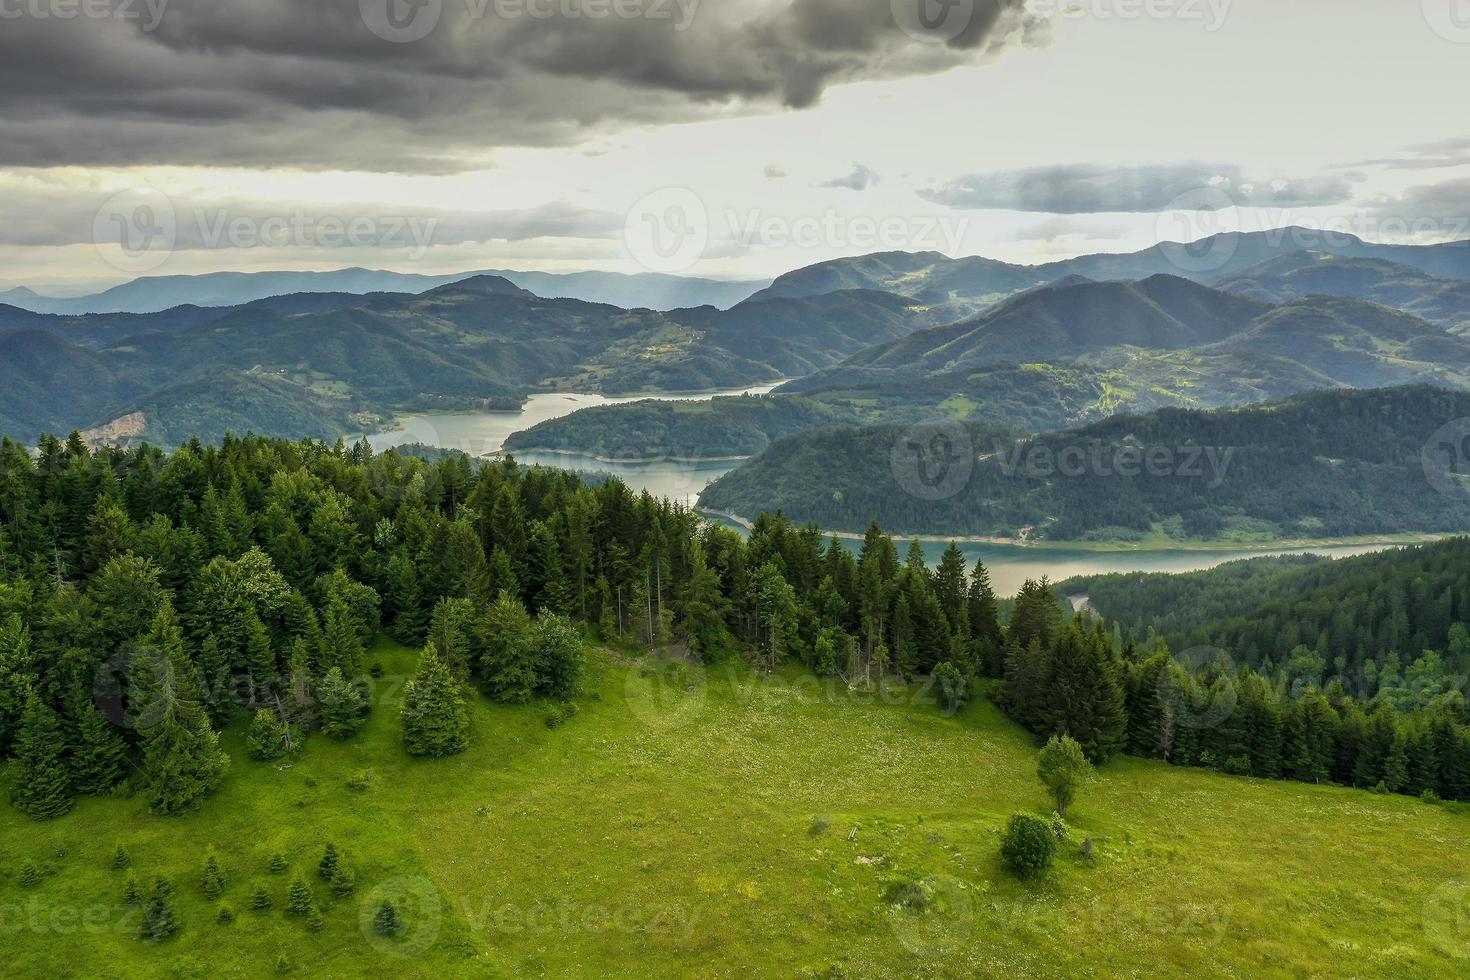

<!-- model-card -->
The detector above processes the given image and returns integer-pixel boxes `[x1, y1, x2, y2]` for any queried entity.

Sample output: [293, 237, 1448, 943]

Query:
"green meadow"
[2, 639, 1468, 978]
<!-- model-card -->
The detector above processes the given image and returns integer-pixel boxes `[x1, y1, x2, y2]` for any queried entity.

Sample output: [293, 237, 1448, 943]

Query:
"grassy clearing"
[2, 640, 1468, 977]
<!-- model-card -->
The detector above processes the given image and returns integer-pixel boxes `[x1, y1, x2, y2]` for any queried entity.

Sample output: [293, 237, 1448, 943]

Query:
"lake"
[365, 384, 779, 506]
[370, 386, 1399, 596]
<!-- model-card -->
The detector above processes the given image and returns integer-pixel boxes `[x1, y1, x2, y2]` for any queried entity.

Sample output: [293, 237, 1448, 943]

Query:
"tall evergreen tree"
[401, 644, 468, 758]
[11, 690, 74, 820]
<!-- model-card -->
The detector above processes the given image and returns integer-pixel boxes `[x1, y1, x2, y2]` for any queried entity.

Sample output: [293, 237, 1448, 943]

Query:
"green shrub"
[1000, 814, 1055, 879]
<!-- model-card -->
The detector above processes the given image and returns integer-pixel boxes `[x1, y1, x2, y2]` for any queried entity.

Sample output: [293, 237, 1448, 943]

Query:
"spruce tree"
[202, 850, 227, 899]
[217, 903, 236, 925]
[373, 899, 401, 937]
[317, 667, 368, 738]
[535, 612, 584, 701]
[19, 860, 41, 887]
[1044, 624, 1127, 763]
[285, 875, 314, 916]
[329, 865, 356, 898]
[141, 885, 178, 942]
[267, 851, 288, 874]
[476, 591, 537, 703]
[248, 883, 273, 910]
[123, 875, 143, 904]
[136, 603, 230, 815]
[11, 690, 74, 820]
[317, 843, 340, 881]
[68, 690, 128, 797]
[246, 708, 290, 761]
[402, 644, 468, 757]
[112, 844, 131, 870]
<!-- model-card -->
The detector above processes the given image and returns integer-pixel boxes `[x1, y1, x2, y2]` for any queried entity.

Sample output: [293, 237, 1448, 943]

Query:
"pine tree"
[141, 879, 178, 942]
[534, 612, 583, 701]
[68, 690, 128, 796]
[248, 883, 273, 910]
[476, 591, 537, 703]
[1044, 624, 1127, 763]
[111, 844, 131, 870]
[285, 875, 314, 916]
[123, 875, 143, 904]
[202, 850, 227, 899]
[373, 899, 401, 937]
[246, 708, 290, 761]
[329, 865, 356, 897]
[266, 851, 288, 874]
[243, 610, 277, 700]
[217, 903, 236, 925]
[317, 843, 340, 881]
[317, 667, 368, 738]
[402, 644, 468, 757]
[19, 860, 41, 887]
[318, 600, 365, 678]
[137, 614, 231, 815]
[11, 690, 74, 820]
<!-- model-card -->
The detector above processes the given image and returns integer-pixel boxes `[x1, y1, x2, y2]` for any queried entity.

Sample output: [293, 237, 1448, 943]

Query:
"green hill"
[3, 638, 1466, 978]
[698, 385, 1470, 541]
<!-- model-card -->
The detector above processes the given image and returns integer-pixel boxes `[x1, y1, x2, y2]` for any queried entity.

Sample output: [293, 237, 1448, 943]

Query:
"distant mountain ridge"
[2, 267, 768, 315]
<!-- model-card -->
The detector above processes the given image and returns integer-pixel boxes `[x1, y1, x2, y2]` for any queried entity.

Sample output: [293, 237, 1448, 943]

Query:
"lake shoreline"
[499, 446, 754, 465]
[695, 507, 1459, 553]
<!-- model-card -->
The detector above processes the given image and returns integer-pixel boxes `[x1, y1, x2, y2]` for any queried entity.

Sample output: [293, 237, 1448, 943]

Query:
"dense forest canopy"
[700, 385, 1470, 541]
[2, 429, 1468, 830]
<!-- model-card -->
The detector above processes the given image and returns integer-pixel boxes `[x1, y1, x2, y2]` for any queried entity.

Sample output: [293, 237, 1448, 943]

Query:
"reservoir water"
[368, 387, 1401, 596]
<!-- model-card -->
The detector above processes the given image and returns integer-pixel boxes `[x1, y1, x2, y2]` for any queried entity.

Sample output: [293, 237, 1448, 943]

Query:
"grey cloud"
[818, 162, 881, 190]
[0, 182, 621, 249]
[0, 0, 1037, 171]
[1369, 177, 1470, 225]
[764, 164, 788, 179]
[920, 163, 1356, 213]
[1349, 137, 1470, 172]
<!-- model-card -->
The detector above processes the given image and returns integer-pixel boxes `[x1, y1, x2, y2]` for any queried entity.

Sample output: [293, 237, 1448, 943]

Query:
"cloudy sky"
[2, 0, 1468, 291]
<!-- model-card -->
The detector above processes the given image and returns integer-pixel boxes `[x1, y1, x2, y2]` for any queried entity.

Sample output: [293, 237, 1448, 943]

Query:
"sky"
[2, 0, 1468, 291]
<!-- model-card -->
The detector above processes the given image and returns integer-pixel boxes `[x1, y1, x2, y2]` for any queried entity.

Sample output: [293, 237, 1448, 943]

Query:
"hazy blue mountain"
[745, 229, 1470, 318]
[1219, 252, 1470, 334]
[4, 267, 768, 315]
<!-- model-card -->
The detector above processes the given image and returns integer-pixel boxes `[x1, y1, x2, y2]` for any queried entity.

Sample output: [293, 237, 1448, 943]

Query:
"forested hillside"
[699, 385, 1470, 541]
[1064, 539, 1470, 703]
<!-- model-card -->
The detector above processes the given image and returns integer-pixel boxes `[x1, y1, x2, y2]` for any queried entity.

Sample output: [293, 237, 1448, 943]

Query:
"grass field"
[2, 639, 1468, 978]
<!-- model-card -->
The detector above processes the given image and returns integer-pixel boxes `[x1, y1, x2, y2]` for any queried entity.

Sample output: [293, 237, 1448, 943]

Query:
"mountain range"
[0, 267, 767, 316]
[8, 226, 1470, 460]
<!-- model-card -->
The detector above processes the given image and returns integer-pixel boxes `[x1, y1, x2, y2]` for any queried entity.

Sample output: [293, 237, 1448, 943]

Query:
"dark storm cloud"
[919, 163, 1355, 213]
[0, 0, 1037, 171]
